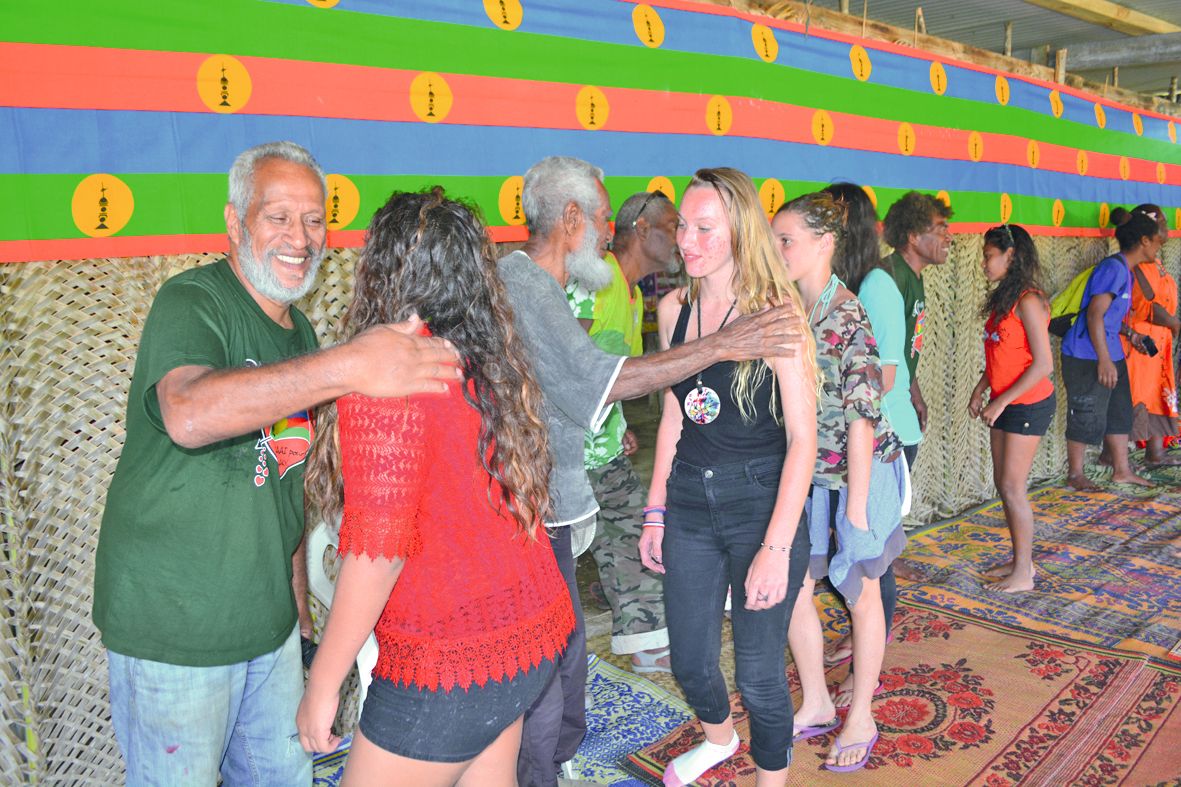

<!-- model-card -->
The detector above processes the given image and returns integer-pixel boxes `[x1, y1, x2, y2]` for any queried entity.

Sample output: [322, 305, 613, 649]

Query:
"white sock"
[663, 730, 740, 786]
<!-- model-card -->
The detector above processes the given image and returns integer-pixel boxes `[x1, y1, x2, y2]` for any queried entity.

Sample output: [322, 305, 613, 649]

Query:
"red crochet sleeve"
[336, 394, 427, 561]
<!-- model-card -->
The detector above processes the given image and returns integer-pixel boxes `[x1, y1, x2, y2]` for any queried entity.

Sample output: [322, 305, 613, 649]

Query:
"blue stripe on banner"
[257, 0, 1172, 145]
[5, 107, 1179, 208]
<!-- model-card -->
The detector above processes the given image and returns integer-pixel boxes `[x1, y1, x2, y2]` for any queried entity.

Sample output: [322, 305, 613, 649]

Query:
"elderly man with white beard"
[93, 141, 461, 786]
[499, 156, 804, 787]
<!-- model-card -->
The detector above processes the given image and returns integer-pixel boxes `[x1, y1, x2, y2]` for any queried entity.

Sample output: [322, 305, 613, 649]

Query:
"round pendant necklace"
[683, 295, 737, 425]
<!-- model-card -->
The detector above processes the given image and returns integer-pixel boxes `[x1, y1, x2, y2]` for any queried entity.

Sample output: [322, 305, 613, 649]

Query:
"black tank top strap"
[671, 300, 692, 348]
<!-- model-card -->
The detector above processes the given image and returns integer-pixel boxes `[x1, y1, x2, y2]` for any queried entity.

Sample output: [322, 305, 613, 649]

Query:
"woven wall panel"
[1, 237, 1177, 782]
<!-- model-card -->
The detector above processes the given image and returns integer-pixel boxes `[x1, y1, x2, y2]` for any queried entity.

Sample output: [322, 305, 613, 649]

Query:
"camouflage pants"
[587, 454, 669, 654]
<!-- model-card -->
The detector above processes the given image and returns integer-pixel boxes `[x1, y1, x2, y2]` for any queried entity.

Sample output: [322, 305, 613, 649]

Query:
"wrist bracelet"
[761, 542, 790, 552]
[643, 522, 666, 528]
[642, 505, 667, 515]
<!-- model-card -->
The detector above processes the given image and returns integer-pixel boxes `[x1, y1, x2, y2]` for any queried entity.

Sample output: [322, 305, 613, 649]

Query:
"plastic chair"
[305, 519, 380, 714]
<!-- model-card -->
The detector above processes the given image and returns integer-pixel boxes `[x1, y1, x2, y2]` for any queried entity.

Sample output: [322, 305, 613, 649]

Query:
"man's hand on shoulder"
[712, 302, 802, 362]
[344, 316, 463, 398]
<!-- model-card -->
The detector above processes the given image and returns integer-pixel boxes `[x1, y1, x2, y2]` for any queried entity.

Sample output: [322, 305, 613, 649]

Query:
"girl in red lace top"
[297, 189, 574, 784]
[968, 224, 1054, 593]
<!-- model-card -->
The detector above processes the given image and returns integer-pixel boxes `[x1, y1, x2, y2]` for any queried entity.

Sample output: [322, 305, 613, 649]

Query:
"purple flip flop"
[792, 717, 840, 743]
[822, 732, 879, 773]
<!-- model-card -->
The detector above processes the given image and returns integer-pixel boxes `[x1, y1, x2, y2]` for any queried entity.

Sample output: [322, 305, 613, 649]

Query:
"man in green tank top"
[93, 142, 460, 785]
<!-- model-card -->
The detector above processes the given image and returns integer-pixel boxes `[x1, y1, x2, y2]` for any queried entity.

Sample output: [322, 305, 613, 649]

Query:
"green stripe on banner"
[9, 172, 1174, 242]
[6, 0, 1180, 164]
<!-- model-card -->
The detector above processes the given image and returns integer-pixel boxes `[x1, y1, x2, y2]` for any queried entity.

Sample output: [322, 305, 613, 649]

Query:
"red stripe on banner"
[2, 226, 529, 263]
[3, 43, 1175, 187]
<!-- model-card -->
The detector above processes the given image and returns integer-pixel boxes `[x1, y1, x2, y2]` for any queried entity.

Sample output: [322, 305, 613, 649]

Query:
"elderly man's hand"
[714, 303, 802, 362]
[347, 316, 463, 398]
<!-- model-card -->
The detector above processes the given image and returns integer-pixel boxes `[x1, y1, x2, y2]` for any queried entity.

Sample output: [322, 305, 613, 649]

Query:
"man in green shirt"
[566, 190, 681, 672]
[93, 141, 459, 785]
[882, 190, 953, 464]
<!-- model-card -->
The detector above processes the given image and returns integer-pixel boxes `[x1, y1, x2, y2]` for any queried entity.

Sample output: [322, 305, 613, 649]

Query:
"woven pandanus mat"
[0, 236, 1177, 782]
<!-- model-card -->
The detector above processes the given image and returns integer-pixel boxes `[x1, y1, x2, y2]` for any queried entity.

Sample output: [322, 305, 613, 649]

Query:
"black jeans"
[517, 524, 586, 787]
[663, 455, 810, 771]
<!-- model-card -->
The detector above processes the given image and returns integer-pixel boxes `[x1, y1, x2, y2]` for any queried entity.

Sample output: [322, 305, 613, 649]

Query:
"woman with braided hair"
[297, 188, 575, 785]
[773, 192, 907, 773]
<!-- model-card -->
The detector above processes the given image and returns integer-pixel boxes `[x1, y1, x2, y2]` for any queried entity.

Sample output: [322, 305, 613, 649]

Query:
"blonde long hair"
[683, 167, 818, 421]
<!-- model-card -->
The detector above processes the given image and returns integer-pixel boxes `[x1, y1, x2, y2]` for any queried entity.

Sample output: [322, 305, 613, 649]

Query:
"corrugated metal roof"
[805, 0, 1181, 96]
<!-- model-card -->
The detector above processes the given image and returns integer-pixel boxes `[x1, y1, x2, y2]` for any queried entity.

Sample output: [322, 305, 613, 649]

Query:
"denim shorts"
[359, 659, 556, 763]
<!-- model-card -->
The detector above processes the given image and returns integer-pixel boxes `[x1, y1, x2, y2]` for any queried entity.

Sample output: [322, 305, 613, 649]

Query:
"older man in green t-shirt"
[565, 190, 681, 672]
[93, 141, 459, 786]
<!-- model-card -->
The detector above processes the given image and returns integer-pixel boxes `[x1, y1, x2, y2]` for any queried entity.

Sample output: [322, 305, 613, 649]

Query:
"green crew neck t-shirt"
[888, 251, 927, 381]
[565, 254, 643, 470]
[93, 259, 318, 666]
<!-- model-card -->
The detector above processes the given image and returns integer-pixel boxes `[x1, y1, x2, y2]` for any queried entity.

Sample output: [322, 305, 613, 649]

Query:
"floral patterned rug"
[900, 485, 1181, 669]
[624, 606, 1181, 786]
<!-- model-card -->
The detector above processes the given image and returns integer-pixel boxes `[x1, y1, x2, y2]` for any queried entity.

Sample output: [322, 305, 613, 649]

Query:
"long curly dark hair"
[981, 223, 1045, 319]
[305, 187, 551, 537]
[822, 182, 881, 293]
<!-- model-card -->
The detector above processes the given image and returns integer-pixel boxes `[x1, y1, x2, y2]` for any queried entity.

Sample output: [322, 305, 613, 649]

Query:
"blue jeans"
[107, 625, 311, 786]
[663, 456, 811, 771]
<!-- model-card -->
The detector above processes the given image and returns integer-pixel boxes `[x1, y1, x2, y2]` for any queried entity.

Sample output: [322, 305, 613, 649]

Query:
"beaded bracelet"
[761, 542, 790, 552]
[642, 505, 667, 515]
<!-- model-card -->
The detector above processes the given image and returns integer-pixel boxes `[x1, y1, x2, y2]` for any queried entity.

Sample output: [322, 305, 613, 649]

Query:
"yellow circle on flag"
[1157, 163, 1167, 185]
[1076, 150, 1089, 176]
[484, 0, 523, 30]
[632, 4, 665, 48]
[1049, 89, 1064, 118]
[751, 23, 778, 62]
[967, 131, 984, 162]
[897, 122, 916, 156]
[1119, 156, 1130, 181]
[197, 55, 252, 114]
[1051, 199, 1065, 227]
[72, 174, 133, 237]
[498, 175, 526, 225]
[1000, 193, 1013, 224]
[304, 0, 340, 7]
[1176, 208, 1181, 231]
[935, 190, 951, 209]
[325, 174, 359, 230]
[862, 185, 878, 211]
[1098, 202, 1110, 228]
[1133, 113, 1144, 136]
[811, 110, 835, 146]
[849, 45, 872, 81]
[1094, 103, 1106, 128]
[409, 72, 453, 123]
[647, 176, 676, 203]
[929, 62, 947, 95]
[994, 75, 1010, 106]
[759, 178, 784, 219]
[707, 95, 732, 136]
[577, 86, 609, 130]
[1170, 122, 1177, 143]
[1027, 139, 1041, 169]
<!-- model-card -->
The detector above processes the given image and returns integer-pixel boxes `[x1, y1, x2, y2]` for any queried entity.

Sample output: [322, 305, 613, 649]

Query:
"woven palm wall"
[2, 234, 1178, 783]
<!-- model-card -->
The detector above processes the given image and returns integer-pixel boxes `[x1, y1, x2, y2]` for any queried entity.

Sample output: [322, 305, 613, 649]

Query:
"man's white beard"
[237, 223, 324, 305]
[566, 225, 613, 292]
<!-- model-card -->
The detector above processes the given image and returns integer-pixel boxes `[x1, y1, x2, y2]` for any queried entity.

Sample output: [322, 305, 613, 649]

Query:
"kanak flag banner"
[2, 0, 1181, 263]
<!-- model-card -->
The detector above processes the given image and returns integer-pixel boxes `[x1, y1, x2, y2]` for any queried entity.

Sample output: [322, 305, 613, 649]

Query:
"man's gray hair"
[228, 141, 327, 219]
[522, 156, 604, 236]
[614, 190, 674, 247]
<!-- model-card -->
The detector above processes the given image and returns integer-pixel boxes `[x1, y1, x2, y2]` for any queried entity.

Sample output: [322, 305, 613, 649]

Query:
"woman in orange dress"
[1118, 204, 1181, 466]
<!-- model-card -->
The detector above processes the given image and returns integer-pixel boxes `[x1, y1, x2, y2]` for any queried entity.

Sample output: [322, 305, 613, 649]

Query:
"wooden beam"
[1064, 32, 1181, 70]
[1022, 0, 1180, 37]
[1004, 21, 1013, 56]
[1055, 47, 1068, 82]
